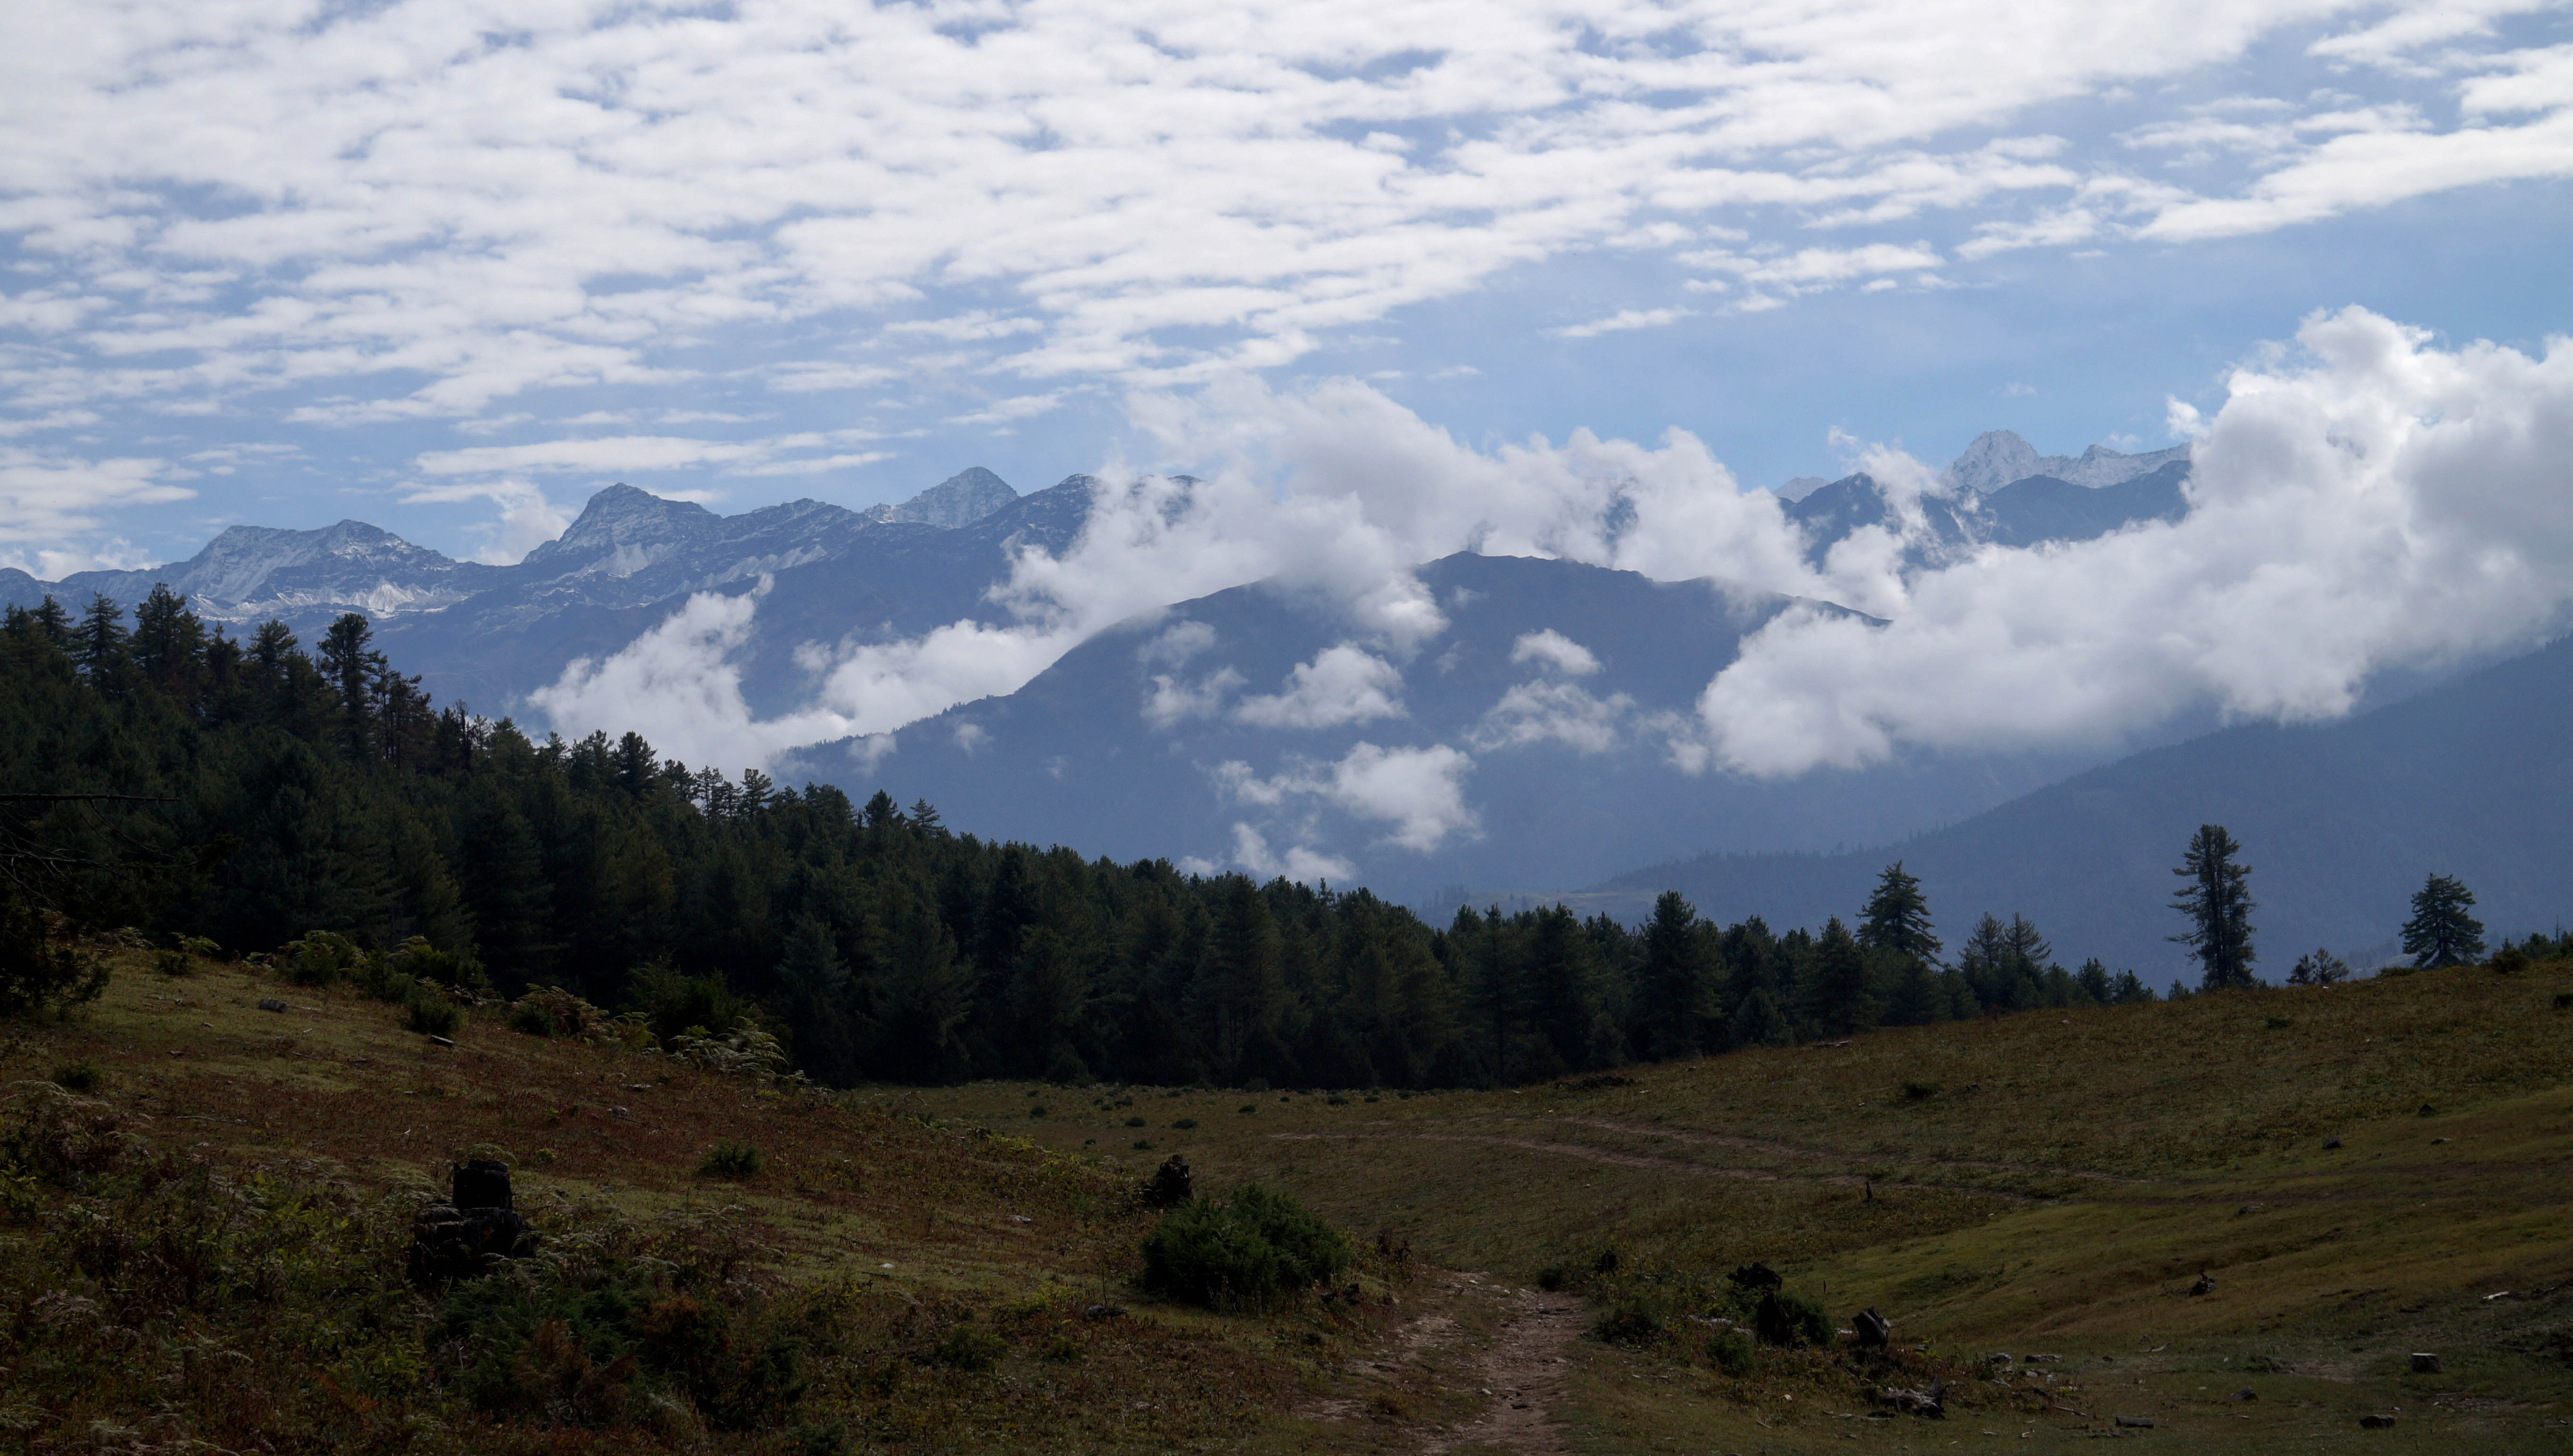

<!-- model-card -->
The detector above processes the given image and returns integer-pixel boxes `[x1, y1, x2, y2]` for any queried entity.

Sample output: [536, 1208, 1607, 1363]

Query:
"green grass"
[7, 946, 2572, 1452]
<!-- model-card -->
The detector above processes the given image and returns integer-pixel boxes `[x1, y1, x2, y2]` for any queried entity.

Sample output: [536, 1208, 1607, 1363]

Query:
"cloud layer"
[3, 0, 2568, 563]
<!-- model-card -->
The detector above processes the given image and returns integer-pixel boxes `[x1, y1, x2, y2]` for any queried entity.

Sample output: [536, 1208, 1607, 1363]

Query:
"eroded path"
[1422, 1275, 1583, 1456]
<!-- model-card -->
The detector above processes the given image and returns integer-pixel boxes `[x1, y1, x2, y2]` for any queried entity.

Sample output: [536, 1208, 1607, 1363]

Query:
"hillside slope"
[1597, 631, 2573, 978]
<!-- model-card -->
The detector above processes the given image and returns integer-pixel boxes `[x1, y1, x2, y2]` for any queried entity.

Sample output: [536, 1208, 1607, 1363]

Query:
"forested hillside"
[5, 588, 2182, 1088]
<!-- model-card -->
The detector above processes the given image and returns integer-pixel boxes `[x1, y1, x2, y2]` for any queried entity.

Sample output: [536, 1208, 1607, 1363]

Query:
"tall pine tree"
[2170, 823, 2257, 991]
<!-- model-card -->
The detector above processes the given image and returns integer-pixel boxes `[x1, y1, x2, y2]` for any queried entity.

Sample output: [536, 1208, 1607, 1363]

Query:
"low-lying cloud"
[539, 306, 2573, 859]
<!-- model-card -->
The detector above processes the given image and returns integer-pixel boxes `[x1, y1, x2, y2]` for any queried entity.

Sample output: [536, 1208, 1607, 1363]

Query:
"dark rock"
[1753, 1291, 1798, 1346]
[452, 1157, 513, 1211]
[1879, 1383, 1944, 1417]
[1082, 1303, 1125, 1320]
[407, 1202, 533, 1284]
[2418, 1103, 2437, 1117]
[256, 998, 288, 1012]
[1140, 1153, 1193, 1208]
[2360, 1413, 2398, 1429]
[1727, 1261, 1784, 1292]
[2409, 1352, 2441, 1373]
[2114, 1415, 2154, 1429]
[2232, 1388, 2258, 1401]
[2324, 1137, 2342, 1149]
[2190, 1271, 2216, 1296]
[1852, 1307, 1892, 1348]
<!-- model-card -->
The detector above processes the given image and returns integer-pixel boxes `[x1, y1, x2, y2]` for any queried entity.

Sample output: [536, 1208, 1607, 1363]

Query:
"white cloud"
[1143, 666, 1244, 728]
[1698, 306, 2573, 775]
[527, 586, 861, 774]
[1233, 644, 1407, 729]
[399, 478, 570, 564]
[0, 448, 192, 546]
[1552, 307, 1692, 340]
[1510, 629, 1601, 676]
[1220, 823, 1356, 886]
[1470, 679, 1636, 754]
[1215, 741, 1480, 852]
[6, 0, 2560, 462]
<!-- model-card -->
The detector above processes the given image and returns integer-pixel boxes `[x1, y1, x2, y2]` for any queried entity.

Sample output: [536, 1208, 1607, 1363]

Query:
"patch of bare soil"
[1425, 1275, 1582, 1456]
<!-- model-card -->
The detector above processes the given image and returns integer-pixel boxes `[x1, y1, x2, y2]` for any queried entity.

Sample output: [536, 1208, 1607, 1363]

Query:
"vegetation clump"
[698, 1141, 763, 1179]
[1138, 1183, 1350, 1309]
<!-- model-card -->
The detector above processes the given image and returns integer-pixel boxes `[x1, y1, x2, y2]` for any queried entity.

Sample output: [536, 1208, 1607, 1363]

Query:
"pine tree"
[2287, 947, 2351, 985]
[72, 594, 130, 696]
[130, 584, 206, 699]
[1635, 891, 1712, 1059]
[2170, 824, 2257, 990]
[1804, 917, 1876, 1036]
[2400, 875, 2485, 968]
[1859, 861, 1941, 963]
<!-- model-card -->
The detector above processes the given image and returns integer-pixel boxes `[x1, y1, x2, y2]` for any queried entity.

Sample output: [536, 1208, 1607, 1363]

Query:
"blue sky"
[2, 0, 2571, 578]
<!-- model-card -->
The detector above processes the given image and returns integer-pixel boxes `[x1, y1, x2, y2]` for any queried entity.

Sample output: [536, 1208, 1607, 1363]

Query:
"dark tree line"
[3, 588, 2187, 1087]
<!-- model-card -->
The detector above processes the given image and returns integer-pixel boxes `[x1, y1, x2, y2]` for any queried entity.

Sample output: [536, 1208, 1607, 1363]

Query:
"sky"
[4, 0, 2572, 580]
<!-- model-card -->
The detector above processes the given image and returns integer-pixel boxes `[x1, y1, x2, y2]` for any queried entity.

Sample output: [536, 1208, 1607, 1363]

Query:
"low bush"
[48, 1059, 100, 1093]
[1138, 1183, 1351, 1310]
[925, 1324, 1005, 1372]
[1755, 1288, 1834, 1348]
[404, 987, 463, 1037]
[630, 963, 750, 1046]
[153, 948, 192, 978]
[281, 930, 363, 987]
[1706, 1327, 1758, 1375]
[699, 1142, 763, 1180]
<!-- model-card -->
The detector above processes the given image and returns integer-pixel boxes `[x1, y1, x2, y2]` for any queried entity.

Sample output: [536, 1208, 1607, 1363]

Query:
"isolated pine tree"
[2170, 823, 2257, 990]
[2400, 875, 2485, 968]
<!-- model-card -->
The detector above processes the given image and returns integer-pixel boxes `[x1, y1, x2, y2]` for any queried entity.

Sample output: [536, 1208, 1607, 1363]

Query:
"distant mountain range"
[1, 468, 1081, 717]
[1584, 630, 2573, 979]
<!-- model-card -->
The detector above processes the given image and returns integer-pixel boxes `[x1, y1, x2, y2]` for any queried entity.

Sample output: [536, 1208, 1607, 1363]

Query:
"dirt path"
[1424, 1275, 1582, 1456]
[1270, 1129, 2043, 1203]
[1550, 1115, 2150, 1184]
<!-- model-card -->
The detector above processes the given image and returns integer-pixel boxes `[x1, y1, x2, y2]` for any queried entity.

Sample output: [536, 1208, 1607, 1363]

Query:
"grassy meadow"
[1, 941, 2569, 1453]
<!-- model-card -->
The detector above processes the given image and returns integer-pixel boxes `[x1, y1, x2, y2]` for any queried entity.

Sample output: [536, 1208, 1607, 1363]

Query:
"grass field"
[3, 945, 2569, 1452]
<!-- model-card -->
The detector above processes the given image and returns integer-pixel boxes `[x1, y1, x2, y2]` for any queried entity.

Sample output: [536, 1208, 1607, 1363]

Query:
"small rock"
[2360, 1413, 2398, 1429]
[1082, 1303, 1125, 1320]
[2232, 1387, 2258, 1401]
[2409, 1352, 2441, 1373]
[427, 1034, 455, 1047]
[2023, 1353, 2063, 1364]
[2190, 1272, 2216, 1296]
[1879, 1383, 1945, 1417]
[2237, 1203, 2265, 1216]
[2324, 1136, 2343, 1149]
[1985, 1352, 2014, 1368]
[257, 998, 289, 1013]
[2417, 1103, 2437, 1117]
[1852, 1308, 1893, 1348]
[2431, 1136, 2449, 1145]
[1006, 1214, 1033, 1225]
[2114, 1415, 2154, 1429]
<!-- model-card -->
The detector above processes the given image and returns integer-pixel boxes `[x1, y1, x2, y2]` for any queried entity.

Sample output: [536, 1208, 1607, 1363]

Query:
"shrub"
[1535, 1264, 1571, 1292]
[1706, 1328, 1758, 1375]
[509, 1001, 556, 1036]
[925, 1324, 1005, 1372]
[393, 935, 490, 991]
[405, 988, 463, 1037]
[0, 885, 104, 1018]
[1237, 1104, 1257, 1115]
[1125, 1115, 1146, 1127]
[153, 948, 192, 978]
[1755, 1289, 1834, 1348]
[281, 930, 362, 987]
[1593, 1297, 1668, 1345]
[1172, 1117, 1197, 1129]
[48, 1059, 100, 1093]
[1138, 1183, 1352, 1310]
[1901, 1079, 1939, 1101]
[2490, 946, 2532, 975]
[698, 1142, 763, 1180]
[629, 964, 749, 1046]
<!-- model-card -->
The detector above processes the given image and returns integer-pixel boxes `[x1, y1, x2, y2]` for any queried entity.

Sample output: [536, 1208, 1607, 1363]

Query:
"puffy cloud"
[399, 479, 571, 564]
[527, 585, 861, 773]
[1213, 742, 1479, 852]
[1471, 680, 1635, 754]
[1210, 823, 1357, 886]
[1510, 629, 1601, 676]
[1233, 645, 1407, 729]
[1699, 306, 2573, 774]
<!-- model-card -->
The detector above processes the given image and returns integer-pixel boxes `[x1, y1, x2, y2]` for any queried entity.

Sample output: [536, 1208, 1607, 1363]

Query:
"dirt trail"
[1550, 1115, 2149, 1184]
[1424, 1275, 1582, 1456]
[1270, 1129, 2042, 1202]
